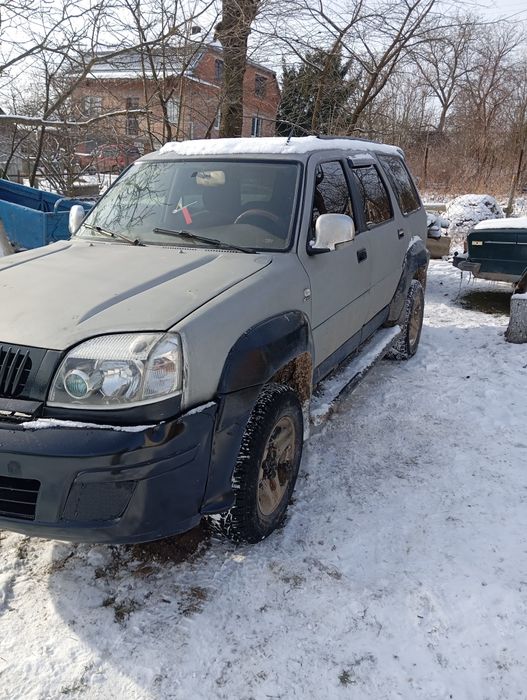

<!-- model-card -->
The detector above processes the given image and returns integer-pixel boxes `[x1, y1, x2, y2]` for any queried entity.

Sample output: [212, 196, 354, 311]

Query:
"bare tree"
[413, 16, 476, 134]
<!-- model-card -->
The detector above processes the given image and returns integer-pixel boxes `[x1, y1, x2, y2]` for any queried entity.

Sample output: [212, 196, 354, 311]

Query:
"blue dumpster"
[0, 180, 93, 250]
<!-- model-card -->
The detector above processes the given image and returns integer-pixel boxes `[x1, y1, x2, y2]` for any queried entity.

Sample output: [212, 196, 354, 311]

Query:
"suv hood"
[0, 240, 271, 350]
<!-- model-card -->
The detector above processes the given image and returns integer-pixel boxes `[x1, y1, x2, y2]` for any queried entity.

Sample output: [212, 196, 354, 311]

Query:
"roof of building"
[85, 41, 276, 80]
[157, 135, 403, 158]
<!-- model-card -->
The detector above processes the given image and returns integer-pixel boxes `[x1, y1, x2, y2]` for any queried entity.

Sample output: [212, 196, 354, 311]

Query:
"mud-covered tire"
[386, 279, 424, 360]
[208, 383, 303, 543]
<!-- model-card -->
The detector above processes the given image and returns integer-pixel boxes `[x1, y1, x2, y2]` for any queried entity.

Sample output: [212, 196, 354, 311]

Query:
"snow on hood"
[0, 240, 271, 350]
[446, 194, 504, 240]
[474, 216, 527, 230]
[158, 136, 403, 158]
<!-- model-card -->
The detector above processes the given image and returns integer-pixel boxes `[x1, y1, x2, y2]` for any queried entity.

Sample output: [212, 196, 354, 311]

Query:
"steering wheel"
[234, 209, 280, 227]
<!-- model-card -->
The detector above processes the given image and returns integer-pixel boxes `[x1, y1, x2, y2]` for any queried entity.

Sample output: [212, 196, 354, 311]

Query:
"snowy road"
[1, 260, 526, 699]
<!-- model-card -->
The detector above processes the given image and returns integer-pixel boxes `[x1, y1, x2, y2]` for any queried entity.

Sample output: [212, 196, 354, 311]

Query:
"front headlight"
[49, 333, 183, 409]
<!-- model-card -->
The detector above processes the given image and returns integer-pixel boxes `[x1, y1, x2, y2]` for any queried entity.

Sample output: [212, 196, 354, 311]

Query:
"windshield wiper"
[82, 224, 145, 247]
[152, 227, 256, 254]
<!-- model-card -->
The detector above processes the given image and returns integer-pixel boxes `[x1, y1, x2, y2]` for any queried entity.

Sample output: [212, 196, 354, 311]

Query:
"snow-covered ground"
[1, 261, 526, 699]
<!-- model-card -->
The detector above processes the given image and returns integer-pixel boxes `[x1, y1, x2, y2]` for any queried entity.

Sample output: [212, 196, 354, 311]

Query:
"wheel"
[387, 279, 424, 360]
[209, 383, 303, 543]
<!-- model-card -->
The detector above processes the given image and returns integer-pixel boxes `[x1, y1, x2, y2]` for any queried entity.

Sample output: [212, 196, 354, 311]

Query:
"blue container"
[0, 180, 93, 250]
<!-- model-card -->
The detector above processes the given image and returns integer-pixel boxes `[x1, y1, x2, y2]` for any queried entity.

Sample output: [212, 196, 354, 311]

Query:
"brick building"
[74, 42, 280, 153]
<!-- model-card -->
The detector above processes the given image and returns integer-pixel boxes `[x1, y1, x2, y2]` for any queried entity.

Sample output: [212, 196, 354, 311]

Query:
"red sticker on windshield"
[182, 207, 192, 225]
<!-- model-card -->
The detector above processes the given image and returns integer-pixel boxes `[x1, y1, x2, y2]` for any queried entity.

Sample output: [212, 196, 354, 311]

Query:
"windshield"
[77, 159, 301, 251]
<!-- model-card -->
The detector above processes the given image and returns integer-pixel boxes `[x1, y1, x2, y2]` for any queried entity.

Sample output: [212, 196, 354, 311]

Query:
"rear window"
[379, 155, 421, 215]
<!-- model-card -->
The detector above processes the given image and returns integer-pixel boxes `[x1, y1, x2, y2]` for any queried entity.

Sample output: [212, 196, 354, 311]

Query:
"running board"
[310, 326, 401, 427]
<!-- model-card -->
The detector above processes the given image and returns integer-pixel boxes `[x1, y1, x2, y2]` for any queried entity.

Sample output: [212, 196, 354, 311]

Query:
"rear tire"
[208, 383, 303, 543]
[387, 279, 424, 360]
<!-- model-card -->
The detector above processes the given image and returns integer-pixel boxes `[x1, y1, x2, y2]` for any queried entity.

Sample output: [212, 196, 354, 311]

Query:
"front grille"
[0, 346, 32, 397]
[0, 475, 40, 520]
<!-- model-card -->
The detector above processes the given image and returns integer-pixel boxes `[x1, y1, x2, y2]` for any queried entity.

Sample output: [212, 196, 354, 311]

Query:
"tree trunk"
[216, 0, 258, 138]
[505, 294, 527, 343]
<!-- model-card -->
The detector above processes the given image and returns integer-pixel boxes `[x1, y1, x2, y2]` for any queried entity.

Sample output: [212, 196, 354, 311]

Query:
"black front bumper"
[0, 402, 217, 544]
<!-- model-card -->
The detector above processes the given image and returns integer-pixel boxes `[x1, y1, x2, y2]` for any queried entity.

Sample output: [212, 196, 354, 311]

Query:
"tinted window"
[313, 162, 352, 222]
[379, 155, 420, 214]
[351, 165, 392, 228]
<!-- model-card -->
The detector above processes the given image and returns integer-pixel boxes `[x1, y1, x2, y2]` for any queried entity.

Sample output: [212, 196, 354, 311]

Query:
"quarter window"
[379, 155, 420, 214]
[351, 165, 392, 227]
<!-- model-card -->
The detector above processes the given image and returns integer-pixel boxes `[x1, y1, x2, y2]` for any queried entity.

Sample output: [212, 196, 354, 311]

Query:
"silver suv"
[0, 136, 428, 544]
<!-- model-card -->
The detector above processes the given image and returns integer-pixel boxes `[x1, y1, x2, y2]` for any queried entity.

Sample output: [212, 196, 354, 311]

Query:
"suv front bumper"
[0, 402, 217, 543]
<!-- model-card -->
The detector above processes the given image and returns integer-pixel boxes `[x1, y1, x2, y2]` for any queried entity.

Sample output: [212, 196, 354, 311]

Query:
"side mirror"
[310, 213, 355, 254]
[69, 204, 86, 235]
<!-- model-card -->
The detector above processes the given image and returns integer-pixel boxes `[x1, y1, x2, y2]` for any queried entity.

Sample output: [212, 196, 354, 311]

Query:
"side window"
[379, 155, 420, 214]
[351, 165, 392, 228]
[313, 161, 353, 228]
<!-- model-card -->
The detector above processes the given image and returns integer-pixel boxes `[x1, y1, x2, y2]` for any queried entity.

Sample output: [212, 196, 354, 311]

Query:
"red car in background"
[76, 144, 141, 174]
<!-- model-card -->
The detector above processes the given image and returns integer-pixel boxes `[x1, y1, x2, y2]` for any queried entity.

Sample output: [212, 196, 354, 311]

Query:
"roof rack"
[315, 134, 377, 144]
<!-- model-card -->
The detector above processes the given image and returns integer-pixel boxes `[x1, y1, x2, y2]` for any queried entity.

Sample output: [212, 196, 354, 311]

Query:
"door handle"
[357, 248, 367, 263]
[398, 228, 405, 239]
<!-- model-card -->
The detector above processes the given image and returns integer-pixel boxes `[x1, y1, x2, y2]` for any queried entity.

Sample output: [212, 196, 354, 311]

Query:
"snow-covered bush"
[446, 194, 504, 243]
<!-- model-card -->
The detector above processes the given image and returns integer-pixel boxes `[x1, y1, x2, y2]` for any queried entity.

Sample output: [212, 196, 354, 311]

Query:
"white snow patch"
[183, 401, 216, 417]
[474, 217, 527, 231]
[20, 418, 151, 432]
[159, 135, 402, 158]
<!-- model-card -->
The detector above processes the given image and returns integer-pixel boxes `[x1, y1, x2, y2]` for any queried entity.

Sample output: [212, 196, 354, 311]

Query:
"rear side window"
[379, 155, 420, 214]
[351, 165, 392, 228]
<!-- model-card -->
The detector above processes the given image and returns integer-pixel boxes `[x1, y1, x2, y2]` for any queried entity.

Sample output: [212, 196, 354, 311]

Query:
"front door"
[297, 160, 372, 371]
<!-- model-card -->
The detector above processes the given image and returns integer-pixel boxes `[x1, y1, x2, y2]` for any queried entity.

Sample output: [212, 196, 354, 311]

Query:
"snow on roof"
[474, 217, 527, 230]
[158, 136, 402, 157]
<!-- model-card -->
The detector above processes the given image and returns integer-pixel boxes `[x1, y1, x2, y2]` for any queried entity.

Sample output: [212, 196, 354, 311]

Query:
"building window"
[251, 115, 263, 137]
[167, 98, 180, 124]
[83, 96, 102, 117]
[215, 59, 224, 82]
[125, 96, 139, 136]
[255, 75, 267, 98]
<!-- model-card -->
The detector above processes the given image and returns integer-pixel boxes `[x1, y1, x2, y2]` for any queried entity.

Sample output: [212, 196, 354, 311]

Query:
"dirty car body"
[0, 136, 428, 544]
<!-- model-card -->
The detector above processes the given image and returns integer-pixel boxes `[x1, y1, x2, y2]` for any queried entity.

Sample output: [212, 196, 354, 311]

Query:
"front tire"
[209, 383, 303, 543]
[387, 279, 424, 360]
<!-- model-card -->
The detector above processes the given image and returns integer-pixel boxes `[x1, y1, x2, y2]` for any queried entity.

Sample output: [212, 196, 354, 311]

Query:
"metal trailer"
[0, 179, 93, 250]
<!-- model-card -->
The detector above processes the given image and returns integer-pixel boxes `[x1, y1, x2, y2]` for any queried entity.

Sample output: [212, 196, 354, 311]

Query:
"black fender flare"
[387, 238, 429, 325]
[201, 310, 313, 514]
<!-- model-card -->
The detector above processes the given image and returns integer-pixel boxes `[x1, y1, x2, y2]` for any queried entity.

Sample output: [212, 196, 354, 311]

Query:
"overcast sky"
[466, 0, 527, 20]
